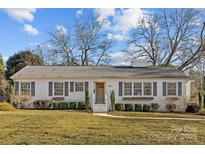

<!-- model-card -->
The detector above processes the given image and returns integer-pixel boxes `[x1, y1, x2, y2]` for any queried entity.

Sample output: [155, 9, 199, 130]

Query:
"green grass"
[109, 111, 205, 119]
[0, 110, 205, 145]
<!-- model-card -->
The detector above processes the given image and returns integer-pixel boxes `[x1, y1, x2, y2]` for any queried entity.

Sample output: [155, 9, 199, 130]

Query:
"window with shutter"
[178, 82, 182, 96]
[119, 82, 123, 96]
[70, 82, 74, 92]
[31, 82, 35, 96]
[65, 82, 69, 96]
[48, 82, 53, 96]
[162, 82, 166, 96]
[153, 82, 157, 96]
[15, 81, 19, 95]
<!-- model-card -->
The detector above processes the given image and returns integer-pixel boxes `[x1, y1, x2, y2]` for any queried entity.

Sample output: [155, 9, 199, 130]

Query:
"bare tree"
[126, 9, 205, 71]
[74, 16, 115, 66]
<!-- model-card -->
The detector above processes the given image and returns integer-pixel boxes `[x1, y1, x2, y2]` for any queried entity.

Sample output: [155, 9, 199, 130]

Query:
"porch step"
[93, 104, 107, 113]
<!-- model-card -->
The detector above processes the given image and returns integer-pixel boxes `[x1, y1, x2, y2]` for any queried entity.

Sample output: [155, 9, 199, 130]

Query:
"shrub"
[143, 104, 151, 112]
[151, 103, 160, 112]
[33, 100, 52, 109]
[186, 103, 200, 113]
[85, 90, 90, 110]
[125, 104, 133, 111]
[135, 104, 142, 111]
[110, 90, 115, 111]
[0, 102, 15, 111]
[59, 102, 69, 110]
[166, 103, 176, 112]
[69, 102, 77, 109]
[53, 102, 60, 110]
[78, 101, 85, 110]
[115, 104, 124, 111]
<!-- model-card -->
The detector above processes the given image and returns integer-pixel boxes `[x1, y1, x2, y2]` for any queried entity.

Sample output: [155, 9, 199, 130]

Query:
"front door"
[96, 82, 105, 104]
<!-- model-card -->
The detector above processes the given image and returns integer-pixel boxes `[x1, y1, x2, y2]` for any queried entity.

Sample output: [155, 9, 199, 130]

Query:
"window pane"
[124, 82, 132, 96]
[134, 82, 142, 96]
[167, 83, 176, 96]
[75, 82, 84, 92]
[21, 82, 30, 96]
[54, 82, 64, 96]
[143, 82, 152, 96]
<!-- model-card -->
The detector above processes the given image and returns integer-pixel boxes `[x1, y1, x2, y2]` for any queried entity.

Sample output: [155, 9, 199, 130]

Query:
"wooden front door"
[96, 82, 105, 104]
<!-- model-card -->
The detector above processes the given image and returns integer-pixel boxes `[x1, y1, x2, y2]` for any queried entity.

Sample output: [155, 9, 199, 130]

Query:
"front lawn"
[0, 110, 205, 144]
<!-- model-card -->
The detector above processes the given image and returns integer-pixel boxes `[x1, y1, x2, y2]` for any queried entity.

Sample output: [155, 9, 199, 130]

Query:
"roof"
[11, 65, 189, 79]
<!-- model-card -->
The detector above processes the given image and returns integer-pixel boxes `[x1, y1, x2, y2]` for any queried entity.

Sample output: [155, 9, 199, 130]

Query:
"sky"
[0, 8, 154, 65]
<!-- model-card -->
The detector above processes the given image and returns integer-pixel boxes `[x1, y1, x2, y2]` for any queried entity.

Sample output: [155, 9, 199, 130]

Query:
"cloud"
[23, 24, 39, 36]
[56, 25, 67, 34]
[3, 8, 37, 23]
[95, 8, 115, 21]
[109, 51, 130, 66]
[107, 33, 125, 41]
[94, 8, 147, 41]
[76, 9, 83, 17]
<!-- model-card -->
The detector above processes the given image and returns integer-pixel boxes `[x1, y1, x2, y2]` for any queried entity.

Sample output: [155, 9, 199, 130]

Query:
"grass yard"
[0, 110, 205, 145]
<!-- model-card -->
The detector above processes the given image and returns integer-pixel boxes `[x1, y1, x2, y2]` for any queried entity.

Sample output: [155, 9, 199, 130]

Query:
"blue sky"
[0, 8, 154, 65]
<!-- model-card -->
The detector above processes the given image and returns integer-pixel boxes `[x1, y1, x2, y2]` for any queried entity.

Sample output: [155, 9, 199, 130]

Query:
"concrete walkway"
[93, 113, 205, 121]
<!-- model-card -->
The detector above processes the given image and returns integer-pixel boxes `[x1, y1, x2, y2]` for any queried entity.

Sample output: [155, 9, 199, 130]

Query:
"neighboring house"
[11, 65, 190, 112]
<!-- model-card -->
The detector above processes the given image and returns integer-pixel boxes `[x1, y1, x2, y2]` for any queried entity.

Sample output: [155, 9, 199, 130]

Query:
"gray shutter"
[65, 82, 69, 96]
[178, 82, 182, 96]
[162, 82, 166, 96]
[85, 82, 89, 91]
[15, 81, 19, 95]
[153, 82, 157, 96]
[48, 82, 53, 96]
[70, 82, 74, 92]
[119, 82, 123, 96]
[31, 82, 35, 96]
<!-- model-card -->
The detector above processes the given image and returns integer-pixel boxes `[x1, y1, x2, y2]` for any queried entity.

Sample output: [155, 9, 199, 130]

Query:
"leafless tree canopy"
[35, 15, 115, 66]
[126, 9, 205, 71]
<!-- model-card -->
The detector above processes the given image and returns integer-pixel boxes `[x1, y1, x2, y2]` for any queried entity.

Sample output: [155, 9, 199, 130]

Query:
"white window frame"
[53, 82, 64, 96]
[167, 82, 177, 96]
[143, 82, 152, 96]
[75, 82, 84, 92]
[20, 82, 31, 96]
[133, 82, 142, 96]
[123, 82, 133, 96]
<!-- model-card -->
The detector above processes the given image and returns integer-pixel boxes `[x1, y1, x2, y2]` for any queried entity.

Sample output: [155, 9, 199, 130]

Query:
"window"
[54, 82, 64, 96]
[75, 82, 84, 92]
[167, 82, 177, 96]
[134, 82, 142, 96]
[124, 82, 132, 96]
[21, 82, 30, 96]
[143, 82, 152, 96]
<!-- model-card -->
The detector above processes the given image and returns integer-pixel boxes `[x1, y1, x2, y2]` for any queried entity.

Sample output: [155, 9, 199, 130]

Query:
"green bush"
[69, 102, 77, 109]
[53, 102, 60, 110]
[143, 104, 151, 112]
[115, 104, 124, 111]
[78, 101, 85, 110]
[0, 102, 15, 111]
[110, 90, 115, 111]
[59, 102, 69, 110]
[135, 104, 142, 111]
[125, 104, 133, 111]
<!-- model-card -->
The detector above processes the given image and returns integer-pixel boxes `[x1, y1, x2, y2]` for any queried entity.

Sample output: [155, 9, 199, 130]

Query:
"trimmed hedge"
[186, 104, 200, 113]
[135, 104, 142, 111]
[115, 104, 124, 111]
[33, 100, 52, 109]
[59, 102, 69, 110]
[125, 104, 133, 111]
[78, 101, 85, 110]
[143, 104, 151, 112]
[0, 102, 15, 111]
[69, 102, 77, 109]
[53, 102, 60, 110]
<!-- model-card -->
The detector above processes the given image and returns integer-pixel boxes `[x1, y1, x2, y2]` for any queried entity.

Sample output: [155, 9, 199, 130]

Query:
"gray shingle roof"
[11, 65, 189, 79]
